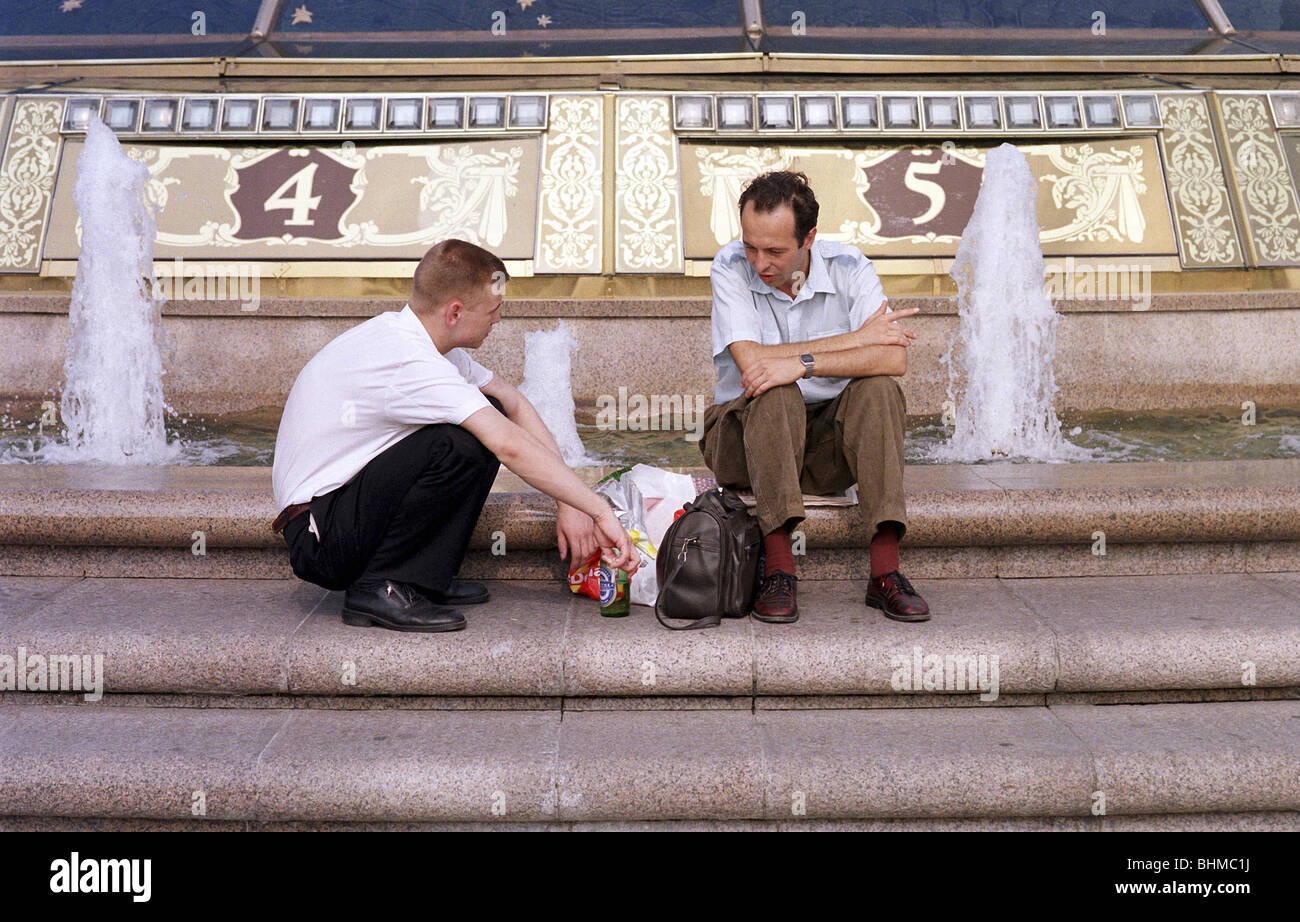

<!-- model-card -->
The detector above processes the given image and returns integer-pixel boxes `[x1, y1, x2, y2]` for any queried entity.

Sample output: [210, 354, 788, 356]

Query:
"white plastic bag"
[625, 463, 698, 548]
[593, 471, 659, 607]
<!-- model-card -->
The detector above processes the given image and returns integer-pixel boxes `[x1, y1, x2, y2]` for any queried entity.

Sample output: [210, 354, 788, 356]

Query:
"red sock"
[763, 526, 795, 576]
[869, 522, 901, 578]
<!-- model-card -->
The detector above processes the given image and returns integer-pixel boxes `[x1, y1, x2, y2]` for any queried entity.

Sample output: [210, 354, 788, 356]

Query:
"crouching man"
[701, 171, 930, 624]
[272, 238, 638, 632]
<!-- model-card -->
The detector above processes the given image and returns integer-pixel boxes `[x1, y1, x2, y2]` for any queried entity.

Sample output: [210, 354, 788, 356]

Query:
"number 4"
[264, 163, 322, 226]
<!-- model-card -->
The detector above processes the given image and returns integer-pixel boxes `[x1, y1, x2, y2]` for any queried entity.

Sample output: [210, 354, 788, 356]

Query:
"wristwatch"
[799, 353, 815, 378]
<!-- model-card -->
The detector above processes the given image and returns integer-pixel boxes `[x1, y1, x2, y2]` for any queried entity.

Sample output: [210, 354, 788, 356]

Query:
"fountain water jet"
[517, 321, 599, 467]
[936, 143, 1089, 463]
[51, 116, 177, 464]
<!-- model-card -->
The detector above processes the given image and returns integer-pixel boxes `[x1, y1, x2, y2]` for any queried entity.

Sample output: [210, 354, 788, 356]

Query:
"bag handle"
[652, 537, 723, 630]
[654, 604, 722, 631]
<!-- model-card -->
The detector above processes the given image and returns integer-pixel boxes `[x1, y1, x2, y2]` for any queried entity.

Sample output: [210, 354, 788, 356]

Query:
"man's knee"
[844, 375, 904, 410]
[404, 421, 499, 480]
[745, 382, 805, 422]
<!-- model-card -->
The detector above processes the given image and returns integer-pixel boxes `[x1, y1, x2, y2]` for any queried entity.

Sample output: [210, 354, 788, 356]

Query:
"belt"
[271, 502, 311, 536]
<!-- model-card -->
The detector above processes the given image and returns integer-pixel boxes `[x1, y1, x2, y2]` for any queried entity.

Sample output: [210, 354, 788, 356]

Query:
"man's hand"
[556, 502, 598, 567]
[741, 354, 805, 398]
[594, 511, 640, 573]
[855, 301, 919, 349]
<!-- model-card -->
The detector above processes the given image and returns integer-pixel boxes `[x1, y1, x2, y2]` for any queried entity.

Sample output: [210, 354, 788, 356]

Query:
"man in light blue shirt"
[700, 171, 931, 624]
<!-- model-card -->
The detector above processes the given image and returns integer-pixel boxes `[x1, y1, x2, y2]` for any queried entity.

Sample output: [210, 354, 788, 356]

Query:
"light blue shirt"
[709, 238, 889, 404]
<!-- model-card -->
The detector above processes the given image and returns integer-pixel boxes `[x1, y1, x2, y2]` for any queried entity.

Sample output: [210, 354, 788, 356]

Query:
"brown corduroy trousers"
[700, 376, 909, 539]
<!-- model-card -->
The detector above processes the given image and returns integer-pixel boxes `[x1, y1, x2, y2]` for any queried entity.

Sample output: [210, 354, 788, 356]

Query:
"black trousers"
[282, 399, 502, 594]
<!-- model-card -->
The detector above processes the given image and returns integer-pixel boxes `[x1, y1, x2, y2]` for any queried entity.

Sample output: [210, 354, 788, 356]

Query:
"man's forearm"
[810, 345, 906, 378]
[496, 430, 610, 521]
[503, 393, 587, 513]
[507, 394, 565, 461]
[742, 330, 862, 361]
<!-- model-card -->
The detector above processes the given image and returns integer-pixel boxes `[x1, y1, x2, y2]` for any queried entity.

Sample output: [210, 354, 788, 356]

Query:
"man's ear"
[802, 227, 818, 249]
[442, 299, 463, 327]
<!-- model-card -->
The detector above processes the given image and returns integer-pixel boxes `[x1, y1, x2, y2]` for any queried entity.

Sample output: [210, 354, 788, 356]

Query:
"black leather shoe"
[341, 579, 466, 632]
[422, 578, 490, 606]
[752, 571, 798, 623]
[865, 570, 931, 622]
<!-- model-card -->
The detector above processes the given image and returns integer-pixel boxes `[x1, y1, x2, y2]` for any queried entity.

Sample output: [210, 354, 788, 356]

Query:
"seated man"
[700, 170, 930, 624]
[272, 238, 638, 632]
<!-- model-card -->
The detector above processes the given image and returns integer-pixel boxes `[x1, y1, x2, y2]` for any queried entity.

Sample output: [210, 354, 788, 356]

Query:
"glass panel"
[270, 0, 744, 57]
[0, 0, 260, 59]
[1218, 1, 1300, 31]
[758, 0, 1259, 55]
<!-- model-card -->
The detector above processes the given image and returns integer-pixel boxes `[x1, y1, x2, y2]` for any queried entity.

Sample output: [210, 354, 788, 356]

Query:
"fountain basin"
[3, 399, 1298, 467]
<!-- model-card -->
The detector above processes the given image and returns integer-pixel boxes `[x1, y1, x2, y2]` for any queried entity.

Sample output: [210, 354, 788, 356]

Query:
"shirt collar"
[744, 241, 837, 302]
[398, 303, 435, 345]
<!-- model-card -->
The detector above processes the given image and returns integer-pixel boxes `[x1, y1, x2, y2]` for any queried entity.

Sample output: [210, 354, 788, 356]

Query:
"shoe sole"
[752, 609, 799, 623]
[427, 590, 490, 606]
[341, 608, 467, 632]
[865, 596, 931, 622]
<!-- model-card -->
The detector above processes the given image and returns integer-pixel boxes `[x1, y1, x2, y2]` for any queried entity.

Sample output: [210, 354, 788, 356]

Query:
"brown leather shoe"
[865, 570, 930, 622]
[752, 571, 799, 623]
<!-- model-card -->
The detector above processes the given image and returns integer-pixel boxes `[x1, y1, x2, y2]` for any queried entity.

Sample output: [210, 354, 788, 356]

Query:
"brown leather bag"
[654, 488, 762, 630]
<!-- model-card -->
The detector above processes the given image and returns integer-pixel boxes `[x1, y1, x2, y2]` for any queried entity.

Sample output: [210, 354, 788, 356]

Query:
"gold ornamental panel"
[0, 97, 64, 272]
[1156, 93, 1244, 269]
[535, 94, 603, 274]
[1218, 94, 1300, 267]
[615, 96, 684, 274]
[680, 137, 1177, 259]
[44, 137, 541, 261]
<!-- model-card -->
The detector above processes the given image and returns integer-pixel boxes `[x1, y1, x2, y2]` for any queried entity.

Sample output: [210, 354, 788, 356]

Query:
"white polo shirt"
[272, 304, 494, 514]
[710, 238, 890, 404]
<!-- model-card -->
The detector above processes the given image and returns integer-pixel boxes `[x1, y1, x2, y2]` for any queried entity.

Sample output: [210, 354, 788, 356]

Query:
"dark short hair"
[738, 171, 819, 244]
[412, 239, 509, 309]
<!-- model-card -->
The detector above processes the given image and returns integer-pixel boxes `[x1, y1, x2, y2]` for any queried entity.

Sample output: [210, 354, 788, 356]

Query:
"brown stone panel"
[228, 149, 359, 241]
[859, 147, 983, 240]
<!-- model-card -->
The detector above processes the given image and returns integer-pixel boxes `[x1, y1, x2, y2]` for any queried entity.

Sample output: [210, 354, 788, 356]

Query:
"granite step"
[1, 459, 1299, 580]
[1, 574, 1297, 703]
[1, 699, 1297, 826]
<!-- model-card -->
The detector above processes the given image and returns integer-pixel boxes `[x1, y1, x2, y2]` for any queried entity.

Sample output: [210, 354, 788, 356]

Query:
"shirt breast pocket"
[807, 323, 852, 342]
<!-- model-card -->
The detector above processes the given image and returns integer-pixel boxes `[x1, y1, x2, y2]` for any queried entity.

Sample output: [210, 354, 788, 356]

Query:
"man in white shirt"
[701, 171, 930, 624]
[272, 239, 638, 632]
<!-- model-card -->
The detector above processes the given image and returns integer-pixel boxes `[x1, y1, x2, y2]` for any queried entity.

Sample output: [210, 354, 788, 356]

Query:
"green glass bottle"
[598, 562, 630, 617]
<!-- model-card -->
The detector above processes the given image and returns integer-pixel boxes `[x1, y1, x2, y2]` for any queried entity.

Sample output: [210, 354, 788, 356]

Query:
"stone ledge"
[4, 812, 1298, 831]
[1, 700, 1296, 822]
[2, 460, 1297, 550]
[5, 540, 1300, 580]
[1, 574, 1297, 699]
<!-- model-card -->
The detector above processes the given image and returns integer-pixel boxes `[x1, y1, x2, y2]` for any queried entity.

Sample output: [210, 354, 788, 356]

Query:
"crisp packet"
[567, 528, 657, 603]
[567, 550, 603, 600]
